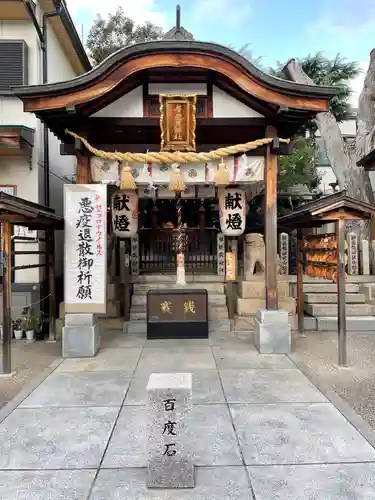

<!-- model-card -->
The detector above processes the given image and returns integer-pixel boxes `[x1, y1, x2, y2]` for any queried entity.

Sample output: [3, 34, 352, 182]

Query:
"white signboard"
[64, 184, 107, 313]
[219, 188, 246, 236]
[111, 190, 138, 238]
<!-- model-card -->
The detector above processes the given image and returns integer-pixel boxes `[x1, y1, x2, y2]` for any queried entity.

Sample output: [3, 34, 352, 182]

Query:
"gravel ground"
[291, 330, 375, 430]
[0, 339, 61, 407]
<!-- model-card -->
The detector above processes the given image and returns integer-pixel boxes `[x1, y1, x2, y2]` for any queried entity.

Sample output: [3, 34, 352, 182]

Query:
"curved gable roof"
[13, 40, 336, 114]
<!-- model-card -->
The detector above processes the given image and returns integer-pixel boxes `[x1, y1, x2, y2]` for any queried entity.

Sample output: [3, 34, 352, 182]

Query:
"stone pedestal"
[254, 308, 291, 354]
[147, 373, 194, 489]
[62, 313, 100, 358]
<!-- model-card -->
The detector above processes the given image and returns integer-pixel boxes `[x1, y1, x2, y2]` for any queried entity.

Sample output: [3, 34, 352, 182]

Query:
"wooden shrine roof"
[12, 41, 337, 144]
[0, 192, 64, 230]
[277, 190, 375, 229]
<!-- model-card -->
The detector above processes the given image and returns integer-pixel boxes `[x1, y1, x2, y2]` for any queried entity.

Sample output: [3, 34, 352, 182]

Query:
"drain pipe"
[22, 0, 63, 207]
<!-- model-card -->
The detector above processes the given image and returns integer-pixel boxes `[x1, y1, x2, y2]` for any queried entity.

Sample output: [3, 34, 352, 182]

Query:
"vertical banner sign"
[64, 185, 107, 313]
[219, 188, 246, 236]
[111, 190, 138, 238]
[225, 252, 236, 281]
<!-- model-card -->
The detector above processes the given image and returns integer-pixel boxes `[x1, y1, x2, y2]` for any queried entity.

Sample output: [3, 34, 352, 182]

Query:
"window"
[0, 40, 28, 93]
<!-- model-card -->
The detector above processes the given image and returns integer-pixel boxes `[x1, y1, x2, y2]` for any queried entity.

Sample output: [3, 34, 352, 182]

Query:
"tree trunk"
[284, 53, 375, 237]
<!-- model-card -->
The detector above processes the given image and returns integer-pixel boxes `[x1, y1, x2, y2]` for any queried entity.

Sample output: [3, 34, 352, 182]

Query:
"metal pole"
[297, 228, 305, 336]
[336, 218, 347, 366]
[1, 222, 12, 374]
[47, 229, 56, 342]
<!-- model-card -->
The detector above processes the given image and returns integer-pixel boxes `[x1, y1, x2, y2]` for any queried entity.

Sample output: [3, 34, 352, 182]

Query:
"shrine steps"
[129, 274, 229, 324]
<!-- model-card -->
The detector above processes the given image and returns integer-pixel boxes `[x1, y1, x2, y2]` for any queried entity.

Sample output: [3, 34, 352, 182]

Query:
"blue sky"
[67, 0, 375, 103]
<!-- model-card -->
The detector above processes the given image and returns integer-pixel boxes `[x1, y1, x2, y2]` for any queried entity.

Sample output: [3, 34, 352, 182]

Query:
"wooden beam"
[264, 124, 278, 310]
[336, 218, 347, 366]
[76, 150, 90, 184]
[23, 53, 330, 113]
[1, 221, 12, 374]
[297, 229, 304, 335]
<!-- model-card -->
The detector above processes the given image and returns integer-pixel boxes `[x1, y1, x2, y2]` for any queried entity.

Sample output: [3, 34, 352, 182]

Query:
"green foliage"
[270, 52, 360, 121]
[86, 6, 164, 65]
[278, 136, 321, 192]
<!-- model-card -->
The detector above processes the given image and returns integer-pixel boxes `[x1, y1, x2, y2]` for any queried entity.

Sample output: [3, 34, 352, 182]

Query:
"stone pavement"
[1, 328, 375, 499]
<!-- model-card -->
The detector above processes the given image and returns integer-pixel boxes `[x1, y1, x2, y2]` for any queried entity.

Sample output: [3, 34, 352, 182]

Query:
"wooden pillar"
[1, 221, 12, 374]
[76, 150, 90, 184]
[264, 125, 278, 310]
[297, 228, 304, 336]
[47, 229, 56, 342]
[336, 217, 347, 366]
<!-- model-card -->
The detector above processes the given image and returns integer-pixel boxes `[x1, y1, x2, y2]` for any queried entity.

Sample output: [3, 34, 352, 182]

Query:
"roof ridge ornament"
[163, 4, 194, 41]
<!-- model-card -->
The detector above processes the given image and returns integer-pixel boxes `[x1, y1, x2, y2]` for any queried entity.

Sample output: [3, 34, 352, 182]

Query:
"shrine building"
[13, 8, 336, 355]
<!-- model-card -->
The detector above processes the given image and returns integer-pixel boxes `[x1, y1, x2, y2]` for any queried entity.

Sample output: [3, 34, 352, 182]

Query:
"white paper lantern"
[111, 190, 138, 238]
[219, 188, 246, 236]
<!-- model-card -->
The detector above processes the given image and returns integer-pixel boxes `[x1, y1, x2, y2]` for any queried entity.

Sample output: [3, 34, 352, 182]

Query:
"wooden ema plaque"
[159, 94, 197, 152]
[147, 289, 208, 339]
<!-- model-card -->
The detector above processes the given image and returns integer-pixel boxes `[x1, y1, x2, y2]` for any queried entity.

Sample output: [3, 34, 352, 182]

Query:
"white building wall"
[0, 11, 81, 283]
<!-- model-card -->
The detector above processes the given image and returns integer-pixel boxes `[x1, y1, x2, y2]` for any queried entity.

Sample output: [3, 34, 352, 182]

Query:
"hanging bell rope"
[65, 129, 290, 164]
[169, 165, 185, 193]
[214, 158, 230, 187]
[120, 163, 136, 190]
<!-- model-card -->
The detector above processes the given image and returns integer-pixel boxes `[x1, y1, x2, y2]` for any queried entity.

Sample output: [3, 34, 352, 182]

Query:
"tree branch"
[356, 49, 375, 158]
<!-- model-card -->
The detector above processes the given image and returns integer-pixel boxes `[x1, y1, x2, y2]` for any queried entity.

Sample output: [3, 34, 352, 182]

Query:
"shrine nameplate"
[147, 289, 208, 339]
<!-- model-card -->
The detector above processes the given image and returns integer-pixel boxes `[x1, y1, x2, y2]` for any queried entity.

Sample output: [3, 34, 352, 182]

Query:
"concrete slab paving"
[135, 347, 216, 373]
[0, 407, 119, 469]
[102, 404, 242, 468]
[231, 402, 375, 465]
[125, 370, 225, 405]
[89, 467, 254, 500]
[0, 470, 96, 500]
[1, 327, 375, 499]
[19, 371, 133, 407]
[212, 346, 295, 369]
[55, 347, 142, 372]
[248, 463, 375, 500]
[220, 369, 328, 404]
[101, 329, 147, 348]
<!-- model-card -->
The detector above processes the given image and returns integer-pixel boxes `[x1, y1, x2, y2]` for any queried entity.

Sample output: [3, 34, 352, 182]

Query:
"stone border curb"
[289, 354, 375, 451]
[0, 357, 64, 424]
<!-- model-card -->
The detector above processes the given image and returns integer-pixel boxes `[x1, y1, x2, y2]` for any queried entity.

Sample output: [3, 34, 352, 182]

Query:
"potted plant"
[32, 310, 43, 341]
[22, 314, 34, 341]
[12, 318, 23, 340]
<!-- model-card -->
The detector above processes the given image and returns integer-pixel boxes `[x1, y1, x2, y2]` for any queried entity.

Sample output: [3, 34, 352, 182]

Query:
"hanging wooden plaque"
[159, 94, 196, 152]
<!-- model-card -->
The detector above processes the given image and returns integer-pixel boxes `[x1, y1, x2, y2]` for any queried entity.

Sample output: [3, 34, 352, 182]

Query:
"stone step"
[125, 319, 232, 334]
[236, 297, 296, 316]
[131, 293, 226, 307]
[317, 316, 375, 331]
[134, 282, 225, 294]
[303, 293, 366, 304]
[134, 274, 224, 283]
[97, 317, 123, 330]
[292, 283, 359, 295]
[130, 306, 228, 321]
[304, 303, 375, 317]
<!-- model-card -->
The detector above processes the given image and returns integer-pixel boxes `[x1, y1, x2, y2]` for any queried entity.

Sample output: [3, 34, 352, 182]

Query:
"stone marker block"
[347, 232, 359, 275]
[254, 308, 291, 354]
[360, 239, 370, 275]
[278, 232, 289, 275]
[147, 373, 194, 489]
[62, 313, 100, 358]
